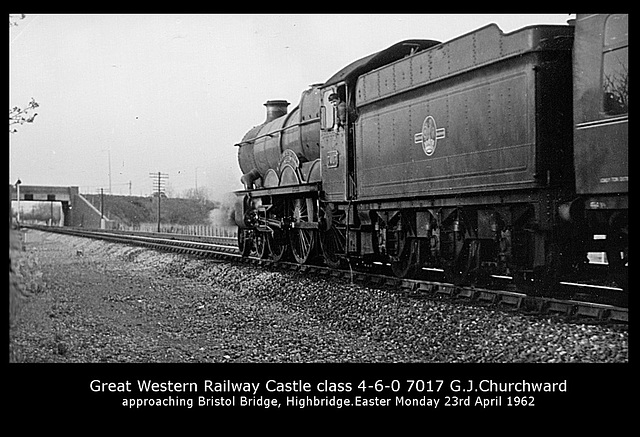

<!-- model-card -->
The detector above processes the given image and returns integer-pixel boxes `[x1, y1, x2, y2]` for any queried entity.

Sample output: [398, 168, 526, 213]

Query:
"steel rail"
[22, 225, 628, 324]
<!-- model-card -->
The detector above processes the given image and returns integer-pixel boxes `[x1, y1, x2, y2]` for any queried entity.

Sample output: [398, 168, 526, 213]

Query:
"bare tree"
[603, 60, 628, 115]
[9, 98, 39, 133]
[9, 14, 25, 27]
[10, 14, 39, 133]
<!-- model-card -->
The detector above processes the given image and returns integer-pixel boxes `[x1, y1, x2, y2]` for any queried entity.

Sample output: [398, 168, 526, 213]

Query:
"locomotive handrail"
[233, 116, 320, 146]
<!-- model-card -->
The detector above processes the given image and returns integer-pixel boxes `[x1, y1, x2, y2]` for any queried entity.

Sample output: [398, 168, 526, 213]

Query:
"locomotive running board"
[234, 183, 320, 198]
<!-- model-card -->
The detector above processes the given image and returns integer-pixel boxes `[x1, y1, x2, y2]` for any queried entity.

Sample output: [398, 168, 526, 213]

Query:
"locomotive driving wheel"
[252, 230, 268, 259]
[267, 230, 289, 262]
[265, 200, 289, 262]
[289, 197, 317, 264]
[319, 204, 347, 269]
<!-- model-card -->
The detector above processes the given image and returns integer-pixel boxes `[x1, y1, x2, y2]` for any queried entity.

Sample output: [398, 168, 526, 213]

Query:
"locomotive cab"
[319, 39, 440, 205]
[320, 83, 356, 202]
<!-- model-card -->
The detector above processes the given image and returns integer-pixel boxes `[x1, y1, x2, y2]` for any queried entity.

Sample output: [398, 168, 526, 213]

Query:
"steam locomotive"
[234, 14, 628, 293]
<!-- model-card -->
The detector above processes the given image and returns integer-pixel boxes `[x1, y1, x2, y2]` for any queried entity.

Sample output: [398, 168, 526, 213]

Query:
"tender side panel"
[355, 58, 538, 201]
[353, 24, 574, 202]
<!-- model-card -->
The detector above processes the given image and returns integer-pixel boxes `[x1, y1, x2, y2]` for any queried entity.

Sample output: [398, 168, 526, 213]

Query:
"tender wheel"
[443, 239, 492, 286]
[320, 205, 347, 269]
[390, 237, 419, 278]
[289, 198, 317, 264]
[387, 213, 420, 279]
[512, 241, 563, 295]
[386, 211, 420, 279]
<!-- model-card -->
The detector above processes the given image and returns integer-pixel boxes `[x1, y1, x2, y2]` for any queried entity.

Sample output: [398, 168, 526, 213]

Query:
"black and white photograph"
[9, 13, 628, 417]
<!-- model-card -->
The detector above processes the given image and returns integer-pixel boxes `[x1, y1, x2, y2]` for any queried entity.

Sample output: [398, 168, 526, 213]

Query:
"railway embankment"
[9, 229, 628, 363]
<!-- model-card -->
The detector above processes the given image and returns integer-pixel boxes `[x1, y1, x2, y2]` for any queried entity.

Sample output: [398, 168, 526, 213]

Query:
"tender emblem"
[414, 115, 446, 156]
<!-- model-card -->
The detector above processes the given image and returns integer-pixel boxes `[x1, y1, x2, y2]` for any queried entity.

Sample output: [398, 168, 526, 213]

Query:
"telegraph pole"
[107, 149, 112, 194]
[101, 148, 112, 194]
[15, 179, 21, 225]
[100, 188, 104, 219]
[149, 172, 168, 232]
[100, 187, 105, 229]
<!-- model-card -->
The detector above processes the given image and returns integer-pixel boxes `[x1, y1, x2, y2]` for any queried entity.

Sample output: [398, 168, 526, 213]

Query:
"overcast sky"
[9, 13, 572, 201]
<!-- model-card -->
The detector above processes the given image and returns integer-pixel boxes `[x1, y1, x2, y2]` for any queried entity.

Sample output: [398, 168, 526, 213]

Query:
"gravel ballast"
[9, 230, 628, 363]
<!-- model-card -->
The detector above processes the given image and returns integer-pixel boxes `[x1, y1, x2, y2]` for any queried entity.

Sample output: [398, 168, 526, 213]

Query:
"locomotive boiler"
[234, 14, 628, 294]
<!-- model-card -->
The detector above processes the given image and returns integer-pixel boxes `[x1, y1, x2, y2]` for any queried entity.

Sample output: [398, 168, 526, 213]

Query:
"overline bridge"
[9, 184, 110, 228]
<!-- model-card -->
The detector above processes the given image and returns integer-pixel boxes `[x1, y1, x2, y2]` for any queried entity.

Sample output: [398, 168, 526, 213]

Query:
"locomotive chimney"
[264, 100, 289, 123]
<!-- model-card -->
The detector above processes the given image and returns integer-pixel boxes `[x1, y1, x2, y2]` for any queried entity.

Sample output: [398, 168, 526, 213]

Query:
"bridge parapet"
[9, 185, 112, 228]
[10, 185, 78, 202]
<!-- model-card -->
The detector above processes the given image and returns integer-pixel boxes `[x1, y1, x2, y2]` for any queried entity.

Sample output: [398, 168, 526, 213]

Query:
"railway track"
[23, 225, 628, 324]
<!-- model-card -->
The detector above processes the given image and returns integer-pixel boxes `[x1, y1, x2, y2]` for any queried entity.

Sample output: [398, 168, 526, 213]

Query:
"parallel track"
[23, 225, 628, 324]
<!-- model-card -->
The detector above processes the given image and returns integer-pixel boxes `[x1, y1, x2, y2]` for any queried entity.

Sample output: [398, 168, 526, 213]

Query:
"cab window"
[321, 89, 336, 130]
